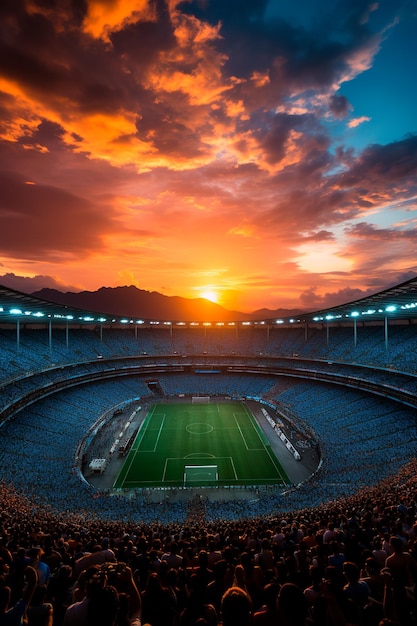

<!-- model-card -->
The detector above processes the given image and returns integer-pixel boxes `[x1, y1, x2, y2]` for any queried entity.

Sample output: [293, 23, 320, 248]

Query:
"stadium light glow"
[32, 312, 44, 317]
[385, 305, 396, 312]
[10, 308, 22, 315]
[275, 319, 284, 324]
[351, 311, 360, 317]
[136, 320, 144, 324]
[120, 319, 129, 324]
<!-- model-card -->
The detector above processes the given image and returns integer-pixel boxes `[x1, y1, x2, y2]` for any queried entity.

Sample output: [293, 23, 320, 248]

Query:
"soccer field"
[113, 401, 290, 489]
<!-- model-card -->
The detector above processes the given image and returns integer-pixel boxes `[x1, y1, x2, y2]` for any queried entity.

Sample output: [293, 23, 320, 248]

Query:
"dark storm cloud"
[340, 135, 417, 189]
[135, 95, 211, 158]
[329, 94, 351, 118]
[179, 0, 386, 96]
[253, 111, 331, 165]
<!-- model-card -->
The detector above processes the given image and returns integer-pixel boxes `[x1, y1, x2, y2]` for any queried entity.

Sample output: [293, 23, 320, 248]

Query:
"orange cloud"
[348, 116, 371, 128]
[83, 0, 155, 40]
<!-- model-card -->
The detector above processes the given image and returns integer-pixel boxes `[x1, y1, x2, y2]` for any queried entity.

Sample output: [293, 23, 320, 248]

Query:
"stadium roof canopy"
[1, 276, 417, 326]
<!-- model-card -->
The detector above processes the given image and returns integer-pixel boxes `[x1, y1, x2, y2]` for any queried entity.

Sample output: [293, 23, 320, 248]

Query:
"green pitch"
[113, 401, 290, 489]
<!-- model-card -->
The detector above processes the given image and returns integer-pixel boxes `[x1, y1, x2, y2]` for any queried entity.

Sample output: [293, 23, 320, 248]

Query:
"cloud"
[0, 0, 414, 310]
[329, 94, 352, 119]
[348, 115, 371, 128]
[0, 168, 116, 260]
[0, 272, 80, 294]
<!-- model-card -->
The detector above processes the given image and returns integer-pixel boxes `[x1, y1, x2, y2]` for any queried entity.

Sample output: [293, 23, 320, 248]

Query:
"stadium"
[1, 276, 417, 525]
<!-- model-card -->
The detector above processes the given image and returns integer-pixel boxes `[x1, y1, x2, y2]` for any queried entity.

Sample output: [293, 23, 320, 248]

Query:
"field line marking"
[162, 457, 169, 482]
[241, 402, 270, 450]
[264, 444, 288, 483]
[150, 414, 166, 452]
[229, 456, 238, 480]
[133, 404, 157, 449]
[233, 413, 249, 450]
[121, 441, 141, 486]
[233, 410, 264, 451]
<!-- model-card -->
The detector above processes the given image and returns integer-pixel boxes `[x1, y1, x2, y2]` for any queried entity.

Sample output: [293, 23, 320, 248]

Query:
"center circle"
[186, 423, 214, 434]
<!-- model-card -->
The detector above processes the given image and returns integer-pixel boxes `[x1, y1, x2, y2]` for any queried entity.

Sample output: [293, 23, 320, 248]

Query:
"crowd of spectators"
[1, 457, 416, 625]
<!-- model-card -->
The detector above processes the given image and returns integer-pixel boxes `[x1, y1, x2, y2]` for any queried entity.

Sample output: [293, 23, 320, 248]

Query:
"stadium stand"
[1, 281, 417, 625]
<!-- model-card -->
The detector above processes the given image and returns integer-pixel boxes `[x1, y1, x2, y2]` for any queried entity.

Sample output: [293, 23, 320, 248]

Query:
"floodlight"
[385, 305, 396, 312]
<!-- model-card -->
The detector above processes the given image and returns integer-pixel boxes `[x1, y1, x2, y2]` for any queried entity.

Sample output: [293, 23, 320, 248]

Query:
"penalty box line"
[162, 456, 238, 482]
[124, 413, 166, 482]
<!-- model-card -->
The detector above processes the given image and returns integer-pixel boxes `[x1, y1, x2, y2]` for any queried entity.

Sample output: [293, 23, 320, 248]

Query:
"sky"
[0, 0, 416, 313]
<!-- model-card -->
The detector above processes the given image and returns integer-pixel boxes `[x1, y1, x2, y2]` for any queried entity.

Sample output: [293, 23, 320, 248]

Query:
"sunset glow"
[0, 1, 416, 313]
[200, 290, 219, 304]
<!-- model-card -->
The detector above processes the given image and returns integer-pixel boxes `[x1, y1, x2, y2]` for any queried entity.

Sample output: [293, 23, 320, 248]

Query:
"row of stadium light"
[2, 299, 417, 325]
[312, 302, 417, 322]
[1, 306, 294, 325]
[1, 307, 107, 323]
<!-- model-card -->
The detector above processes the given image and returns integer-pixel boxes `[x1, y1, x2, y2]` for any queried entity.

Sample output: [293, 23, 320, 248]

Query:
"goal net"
[183, 465, 218, 485]
[192, 396, 210, 404]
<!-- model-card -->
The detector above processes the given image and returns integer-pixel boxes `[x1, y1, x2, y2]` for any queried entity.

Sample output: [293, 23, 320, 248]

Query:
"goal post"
[183, 465, 218, 485]
[192, 396, 210, 404]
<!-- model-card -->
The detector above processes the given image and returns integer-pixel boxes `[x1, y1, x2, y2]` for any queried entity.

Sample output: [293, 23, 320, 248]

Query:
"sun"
[201, 290, 219, 303]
